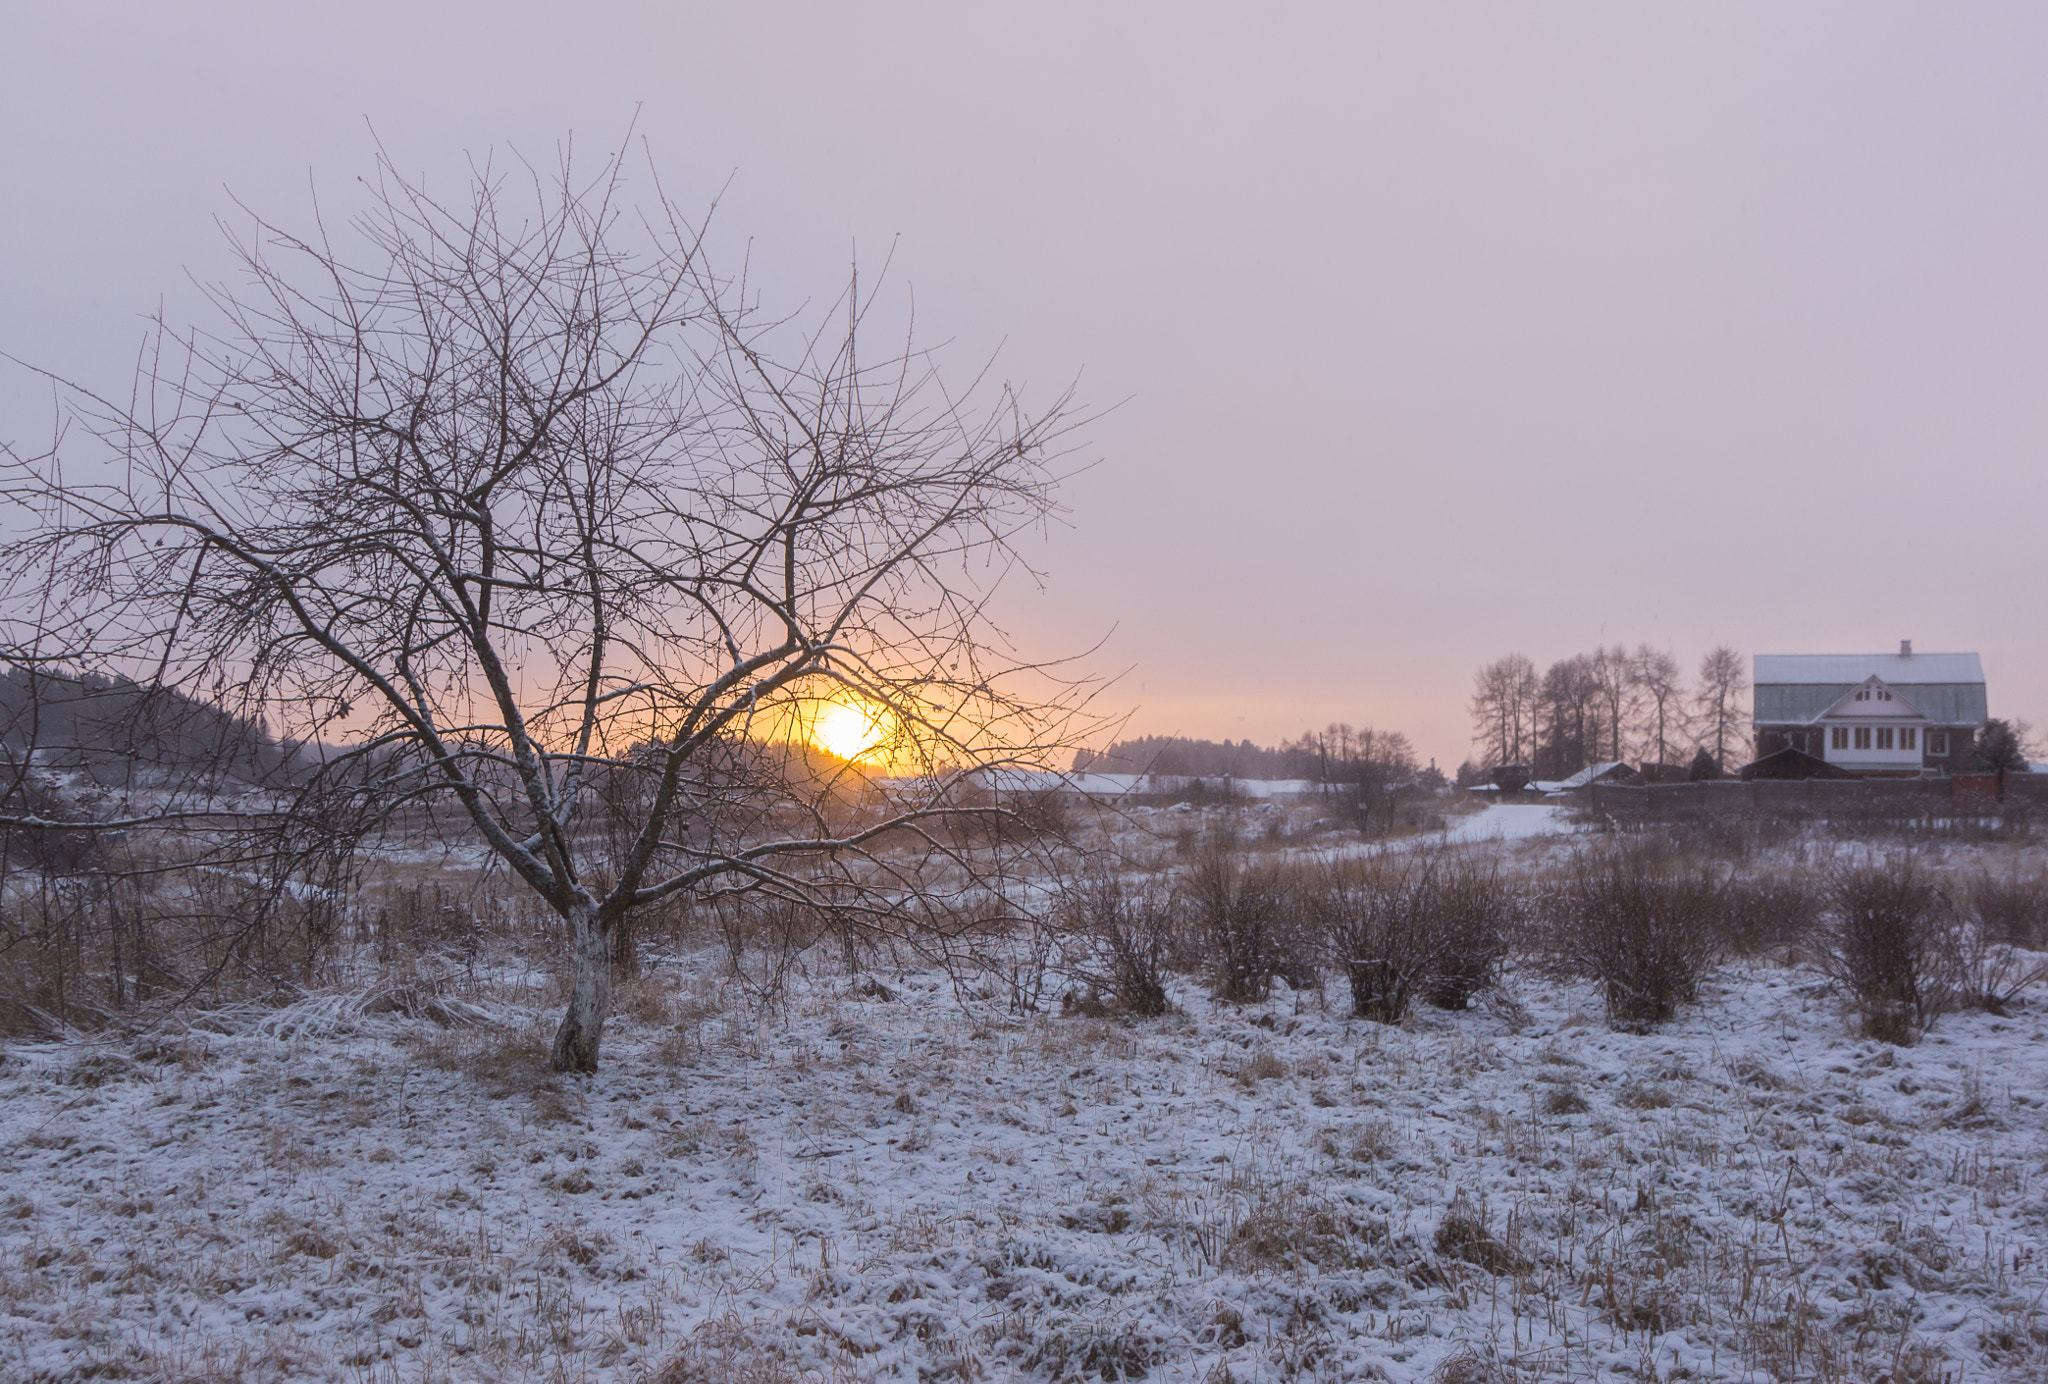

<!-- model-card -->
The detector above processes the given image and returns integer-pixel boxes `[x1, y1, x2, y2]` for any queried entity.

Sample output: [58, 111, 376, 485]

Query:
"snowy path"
[1437, 802, 1580, 845]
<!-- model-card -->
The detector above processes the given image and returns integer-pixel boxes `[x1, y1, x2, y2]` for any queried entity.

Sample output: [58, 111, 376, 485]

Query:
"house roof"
[1738, 746, 1857, 781]
[1529, 762, 1632, 794]
[1753, 653, 1987, 726]
[1754, 652, 1982, 685]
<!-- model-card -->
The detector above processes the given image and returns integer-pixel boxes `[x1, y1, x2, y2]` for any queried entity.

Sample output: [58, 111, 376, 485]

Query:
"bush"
[1301, 849, 1511, 1022]
[1821, 857, 1961, 1045]
[1968, 868, 2048, 949]
[1056, 870, 1178, 1017]
[1950, 869, 2048, 1016]
[1189, 846, 1293, 1003]
[1719, 873, 1823, 957]
[1, 862, 343, 1037]
[1422, 855, 1512, 1009]
[1316, 850, 1510, 1022]
[1319, 853, 1436, 1022]
[1552, 840, 1724, 1029]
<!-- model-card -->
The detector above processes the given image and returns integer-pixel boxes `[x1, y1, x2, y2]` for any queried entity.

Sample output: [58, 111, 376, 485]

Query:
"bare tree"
[1282, 722, 1417, 834]
[1468, 653, 1537, 768]
[1534, 654, 1607, 780]
[1694, 645, 1749, 772]
[0, 142, 1093, 1071]
[1590, 644, 1639, 763]
[1627, 644, 1683, 769]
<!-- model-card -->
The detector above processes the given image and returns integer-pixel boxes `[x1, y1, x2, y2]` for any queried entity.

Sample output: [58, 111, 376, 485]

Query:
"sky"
[4, 3, 2046, 771]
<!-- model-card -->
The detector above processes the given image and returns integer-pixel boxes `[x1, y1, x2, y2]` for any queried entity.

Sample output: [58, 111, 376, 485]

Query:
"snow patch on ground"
[1439, 803, 1581, 845]
[3, 938, 2045, 1380]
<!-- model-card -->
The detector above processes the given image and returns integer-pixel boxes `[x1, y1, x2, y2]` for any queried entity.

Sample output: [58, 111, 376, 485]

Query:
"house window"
[1832, 726, 1849, 751]
[1790, 732, 1808, 753]
[1855, 727, 1872, 750]
[1880, 689, 1892, 701]
[1855, 689, 1868, 701]
[1877, 727, 1894, 750]
[1901, 727, 1916, 751]
[1927, 732, 1948, 757]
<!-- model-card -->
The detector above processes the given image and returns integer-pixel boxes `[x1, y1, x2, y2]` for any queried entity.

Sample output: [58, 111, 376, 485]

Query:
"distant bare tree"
[1535, 655, 1604, 780]
[1590, 645, 1639, 763]
[1282, 722, 1418, 833]
[1628, 644, 1684, 769]
[1694, 645, 1749, 772]
[1468, 653, 1538, 769]
[0, 141, 1093, 1071]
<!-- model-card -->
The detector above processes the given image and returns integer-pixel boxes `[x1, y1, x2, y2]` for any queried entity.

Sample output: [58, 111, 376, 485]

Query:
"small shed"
[1738, 747, 1856, 782]
[1531, 762, 1641, 794]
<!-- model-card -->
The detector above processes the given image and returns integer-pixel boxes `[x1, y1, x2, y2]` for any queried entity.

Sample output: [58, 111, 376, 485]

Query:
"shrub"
[1319, 852, 1437, 1022]
[1422, 855, 1511, 1009]
[1968, 869, 2048, 949]
[1, 862, 342, 1037]
[1956, 930, 2047, 1017]
[1188, 845, 1292, 1002]
[1056, 870, 1178, 1017]
[1821, 856, 1961, 1044]
[1947, 873, 2048, 1016]
[1719, 873, 1823, 957]
[1552, 840, 1724, 1029]
[1313, 849, 1510, 1022]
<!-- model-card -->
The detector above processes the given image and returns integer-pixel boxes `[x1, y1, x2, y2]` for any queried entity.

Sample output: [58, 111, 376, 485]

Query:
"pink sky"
[5, 4, 2044, 769]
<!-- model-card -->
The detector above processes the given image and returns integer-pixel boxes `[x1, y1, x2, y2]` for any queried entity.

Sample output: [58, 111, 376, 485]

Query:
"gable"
[1816, 679, 1926, 721]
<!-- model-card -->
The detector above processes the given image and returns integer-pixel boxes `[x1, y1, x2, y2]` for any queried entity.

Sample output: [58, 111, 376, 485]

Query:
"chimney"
[1900, 639, 1913, 658]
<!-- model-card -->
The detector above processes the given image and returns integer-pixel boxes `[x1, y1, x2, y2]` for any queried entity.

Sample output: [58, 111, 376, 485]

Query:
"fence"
[1585, 773, 2048, 822]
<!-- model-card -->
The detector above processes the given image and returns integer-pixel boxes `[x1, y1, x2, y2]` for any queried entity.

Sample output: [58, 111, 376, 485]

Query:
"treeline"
[0, 665, 300, 787]
[1075, 723, 1425, 785]
[1467, 644, 1747, 781]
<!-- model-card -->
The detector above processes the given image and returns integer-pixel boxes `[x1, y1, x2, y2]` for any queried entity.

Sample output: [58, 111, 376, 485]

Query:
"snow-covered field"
[4, 828, 2047, 1383]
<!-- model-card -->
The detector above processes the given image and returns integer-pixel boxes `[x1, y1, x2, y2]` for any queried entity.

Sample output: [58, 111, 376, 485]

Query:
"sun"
[812, 699, 889, 761]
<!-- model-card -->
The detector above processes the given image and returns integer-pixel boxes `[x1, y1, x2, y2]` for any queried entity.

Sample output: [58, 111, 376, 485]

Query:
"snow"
[3, 840, 2045, 1381]
[1754, 652, 1985, 686]
[1437, 803, 1581, 844]
[973, 771, 1333, 801]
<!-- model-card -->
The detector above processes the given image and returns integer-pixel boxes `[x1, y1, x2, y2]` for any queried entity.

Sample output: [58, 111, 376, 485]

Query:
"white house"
[1751, 643, 1986, 777]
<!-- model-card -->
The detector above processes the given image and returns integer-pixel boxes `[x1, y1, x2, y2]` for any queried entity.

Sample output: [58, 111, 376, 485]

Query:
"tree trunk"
[552, 897, 612, 1073]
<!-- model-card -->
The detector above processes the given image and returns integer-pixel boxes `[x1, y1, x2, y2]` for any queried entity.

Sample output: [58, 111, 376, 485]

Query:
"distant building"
[1530, 761, 1640, 794]
[1751, 642, 1985, 778]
